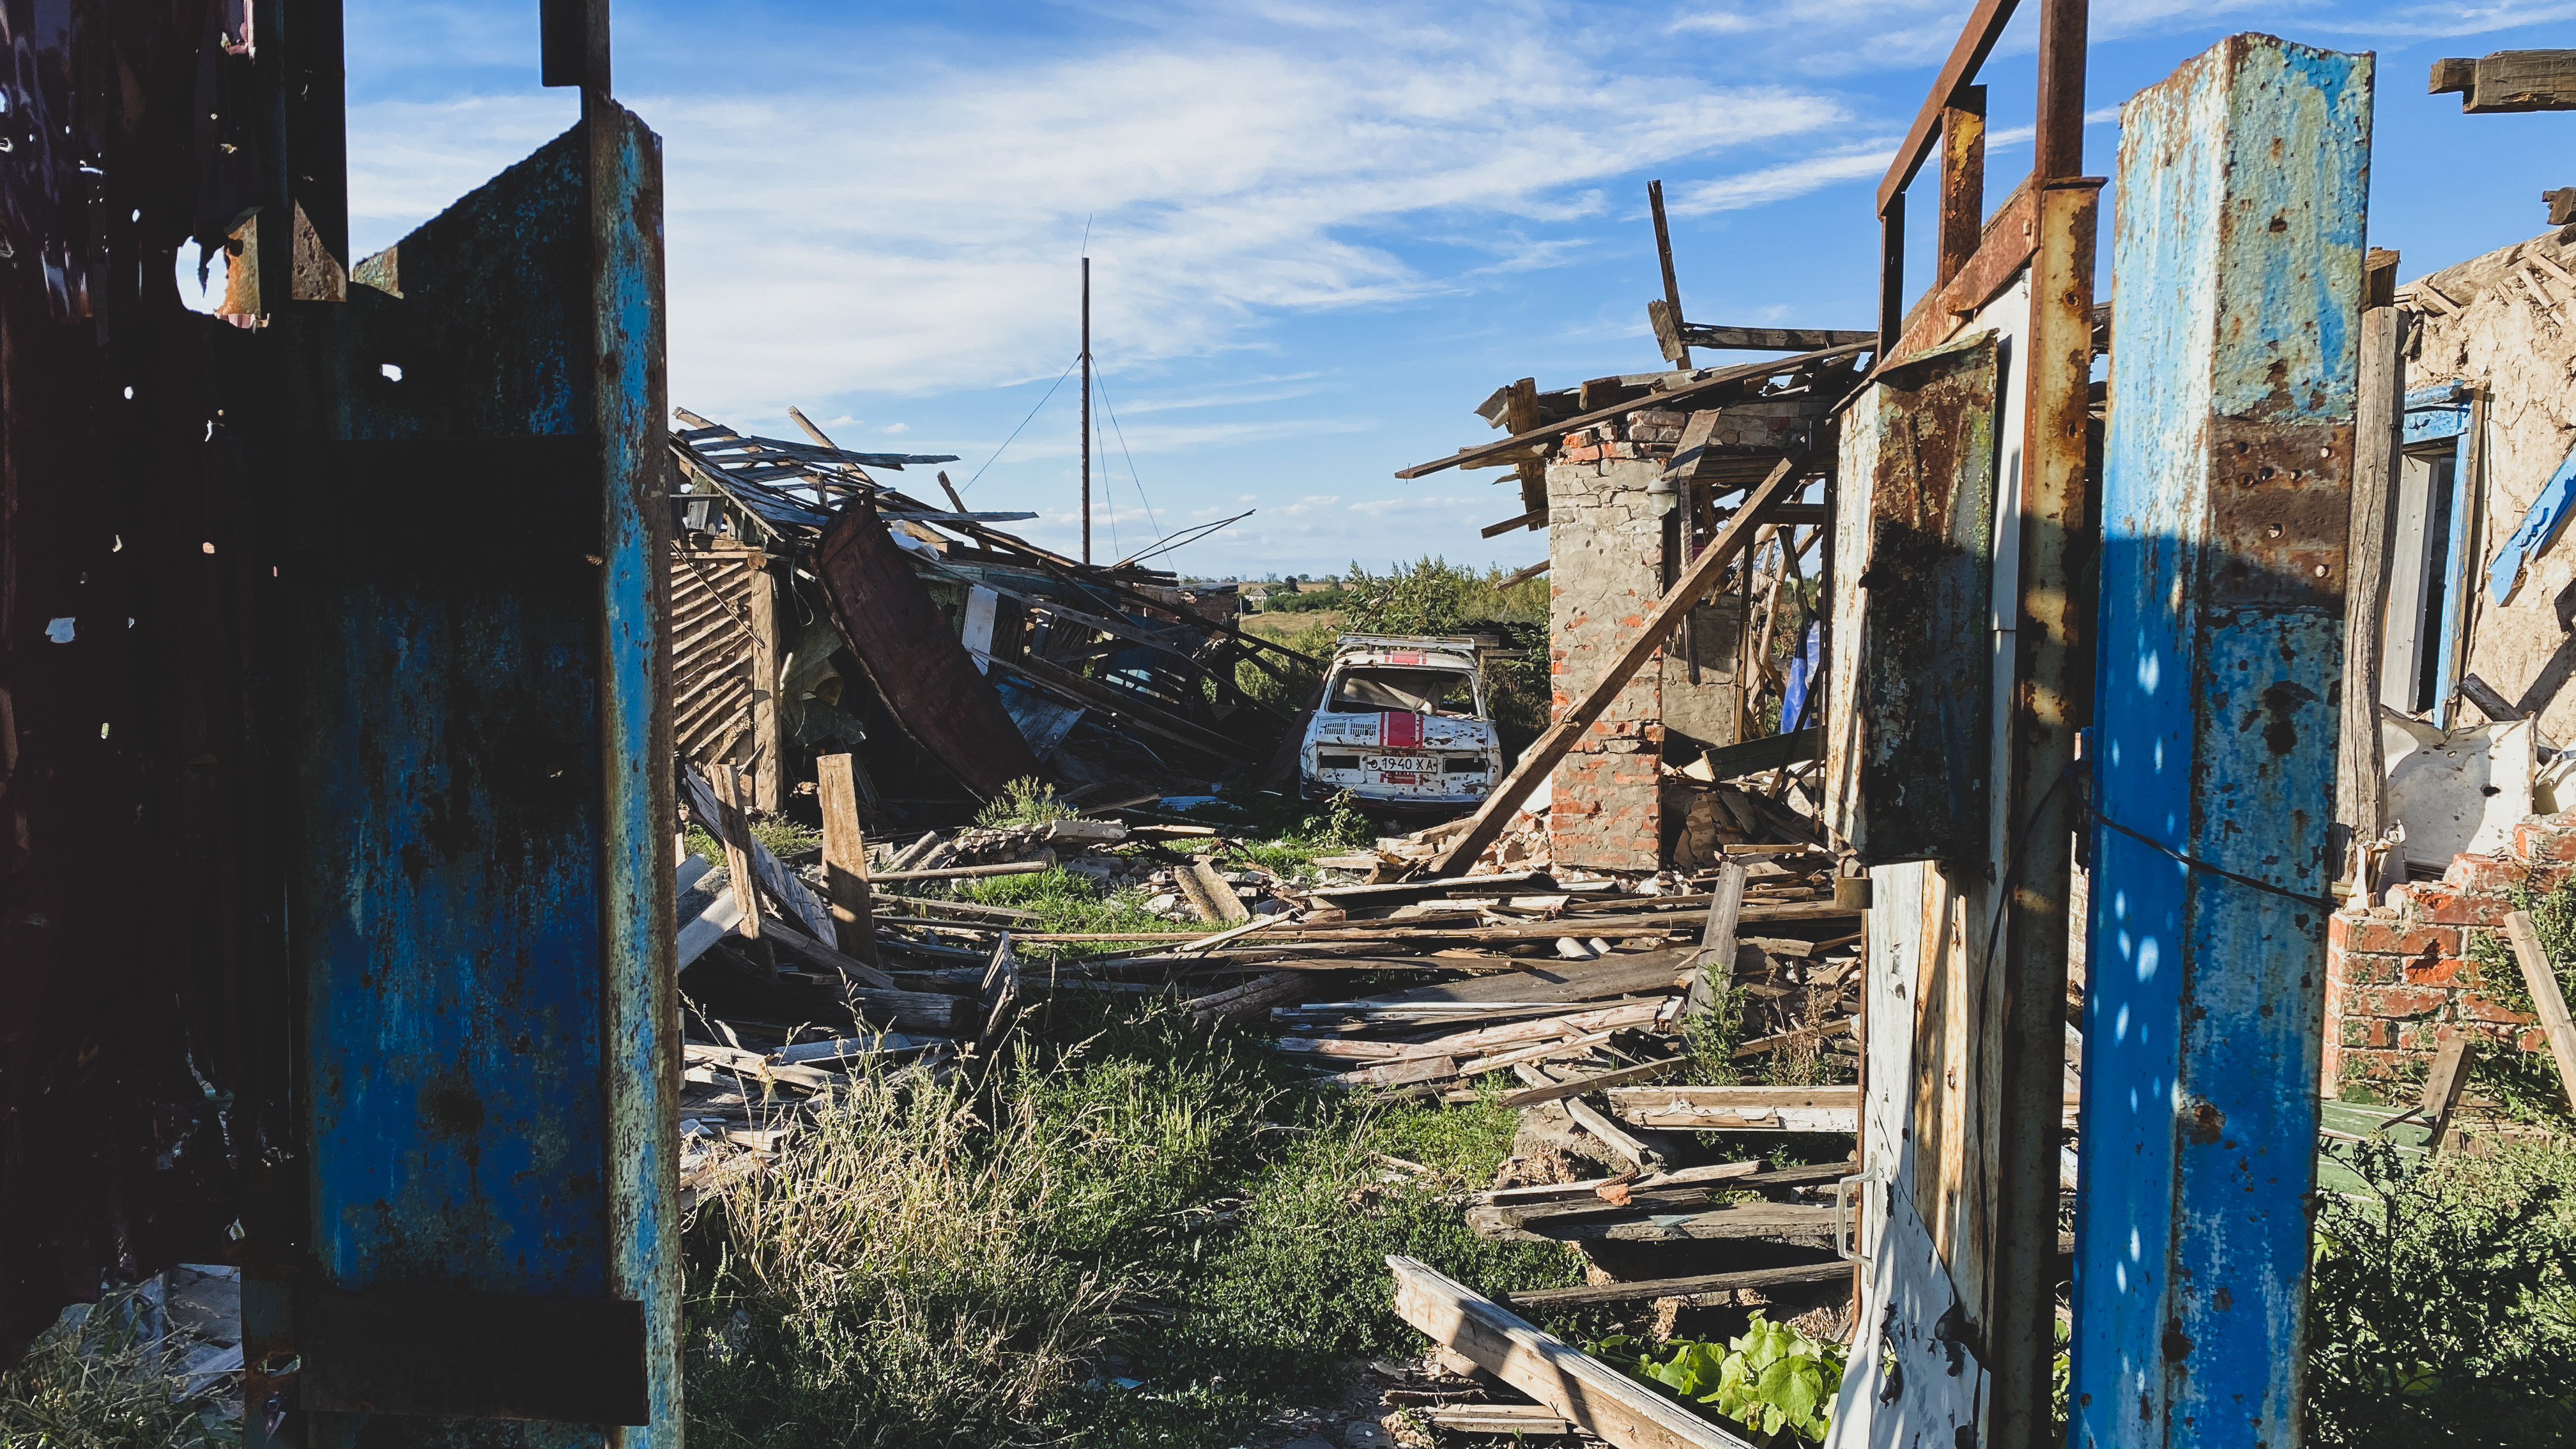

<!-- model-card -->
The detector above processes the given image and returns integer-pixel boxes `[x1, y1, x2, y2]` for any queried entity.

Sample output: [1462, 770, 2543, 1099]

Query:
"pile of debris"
[666, 407, 1307, 821]
[659, 729, 1869, 1445]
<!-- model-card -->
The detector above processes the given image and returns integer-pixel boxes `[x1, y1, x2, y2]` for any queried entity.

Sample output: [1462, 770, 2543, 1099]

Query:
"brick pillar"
[2321, 812, 2576, 1094]
[1546, 452, 1671, 873]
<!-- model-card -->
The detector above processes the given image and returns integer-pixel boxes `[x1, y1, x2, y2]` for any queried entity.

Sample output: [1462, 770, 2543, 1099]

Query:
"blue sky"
[318, 0, 2576, 578]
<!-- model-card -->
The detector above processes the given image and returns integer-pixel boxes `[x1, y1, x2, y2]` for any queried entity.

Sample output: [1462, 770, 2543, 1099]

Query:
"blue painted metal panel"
[2487, 441, 2576, 604]
[275, 109, 675, 1445]
[2076, 34, 2370, 1449]
[2402, 404, 2468, 444]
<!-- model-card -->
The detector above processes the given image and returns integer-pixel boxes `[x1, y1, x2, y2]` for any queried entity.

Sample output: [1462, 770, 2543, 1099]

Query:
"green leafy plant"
[1606, 1312, 1848, 1443]
[2305, 1134, 2576, 1445]
[976, 777, 1082, 829]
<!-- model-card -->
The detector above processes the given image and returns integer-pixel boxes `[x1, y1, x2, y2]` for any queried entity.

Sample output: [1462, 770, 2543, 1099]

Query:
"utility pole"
[1080, 256, 1092, 564]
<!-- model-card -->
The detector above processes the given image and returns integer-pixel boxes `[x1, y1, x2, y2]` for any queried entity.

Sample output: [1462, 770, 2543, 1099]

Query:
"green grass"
[939, 868, 1180, 960]
[684, 815, 823, 870]
[682, 1004, 1582, 1448]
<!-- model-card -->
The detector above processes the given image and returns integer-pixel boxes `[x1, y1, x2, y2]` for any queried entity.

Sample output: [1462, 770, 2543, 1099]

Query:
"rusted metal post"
[1937, 86, 1988, 286]
[2073, 35, 2372, 1448]
[1877, 194, 1906, 364]
[1984, 176, 2101, 1449]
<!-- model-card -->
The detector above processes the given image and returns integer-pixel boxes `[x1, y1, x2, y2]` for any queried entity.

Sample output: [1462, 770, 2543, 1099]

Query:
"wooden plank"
[2418, 1028, 2477, 1154]
[2503, 910, 2576, 1108]
[1431, 446, 1811, 874]
[870, 860, 1052, 883]
[2431, 49, 2576, 113]
[680, 764, 839, 942]
[1687, 862, 1747, 1022]
[710, 765, 761, 940]
[2337, 302, 2404, 878]
[1363, 950, 1690, 1006]
[1675, 325, 1878, 353]
[815, 754, 880, 965]
[1561, 1092, 1665, 1172]
[1481, 508, 1545, 538]
[1498, 1057, 1686, 1108]
[747, 558, 783, 811]
[1683, 727, 1820, 781]
[1309, 870, 1556, 908]
[1386, 1256, 1757, 1449]
[1504, 1261, 1852, 1311]
[755, 917, 898, 992]
[1190, 858, 1251, 924]
[1469, 1200, 1838, 1243]
[1328, 1055, 1460, 1089]
[1608, 1085, 1859, 1110]
[1398, 347, 1861, 480]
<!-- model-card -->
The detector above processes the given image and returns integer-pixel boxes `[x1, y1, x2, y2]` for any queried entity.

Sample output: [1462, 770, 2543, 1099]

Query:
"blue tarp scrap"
[2488, 440, 2576, 604]
[1779, 622, 1821, 735]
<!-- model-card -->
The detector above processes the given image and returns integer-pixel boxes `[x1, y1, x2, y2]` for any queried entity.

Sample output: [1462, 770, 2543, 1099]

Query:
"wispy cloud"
[346, 4, 1852, 415]
[1669, 144, 1899, 217]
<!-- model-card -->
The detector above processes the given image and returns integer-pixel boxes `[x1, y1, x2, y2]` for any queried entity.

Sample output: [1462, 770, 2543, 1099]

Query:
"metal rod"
[1650, 180, 1689, 370]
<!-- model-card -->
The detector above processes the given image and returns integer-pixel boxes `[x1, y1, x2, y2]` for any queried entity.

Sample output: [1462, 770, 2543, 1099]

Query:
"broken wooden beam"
[1386, 1256, 1758, 1449]
[2503, 909, 2576, 1109]
[1397, 347, 1858, 480]
[1502, 1261, 1851, 1312]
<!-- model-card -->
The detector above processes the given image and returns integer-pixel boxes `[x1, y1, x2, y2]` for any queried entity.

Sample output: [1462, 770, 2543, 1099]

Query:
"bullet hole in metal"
[201, 541, 216, 554]
[381, 362, 403, 381]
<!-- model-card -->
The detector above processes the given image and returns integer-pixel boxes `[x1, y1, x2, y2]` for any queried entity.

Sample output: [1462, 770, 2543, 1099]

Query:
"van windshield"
[1327, 667, 1478, 717]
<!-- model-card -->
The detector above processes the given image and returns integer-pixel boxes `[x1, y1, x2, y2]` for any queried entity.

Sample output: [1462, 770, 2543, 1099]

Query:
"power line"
[1089, 370, 1159, 539]
[963, 353, 1080, 491]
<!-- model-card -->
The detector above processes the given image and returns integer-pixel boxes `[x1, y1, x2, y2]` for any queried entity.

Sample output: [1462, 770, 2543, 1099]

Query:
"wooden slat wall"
[671, 549, 760, 777]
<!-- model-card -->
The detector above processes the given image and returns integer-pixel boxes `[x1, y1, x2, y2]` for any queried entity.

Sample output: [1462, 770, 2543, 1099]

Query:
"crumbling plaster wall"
[1547, 454, 1670, 872]
[2406, 225, 2576, 739]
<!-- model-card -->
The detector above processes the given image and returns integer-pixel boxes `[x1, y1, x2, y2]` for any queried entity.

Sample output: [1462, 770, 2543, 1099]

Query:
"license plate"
[1367, 755, 1438, 772]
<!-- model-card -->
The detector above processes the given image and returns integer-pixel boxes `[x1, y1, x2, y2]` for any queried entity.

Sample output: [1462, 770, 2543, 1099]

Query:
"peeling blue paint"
[2076, 33, 2370, 1449]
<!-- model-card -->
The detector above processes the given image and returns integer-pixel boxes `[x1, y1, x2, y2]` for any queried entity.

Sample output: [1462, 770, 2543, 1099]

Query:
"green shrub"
[2306, 1135, 2576, 1445]
[977, 778, 1083, 830]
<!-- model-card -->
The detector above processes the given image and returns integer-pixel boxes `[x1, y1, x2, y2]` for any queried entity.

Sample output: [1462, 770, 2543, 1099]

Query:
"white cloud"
[346, 8, 1850, 415]
[1669, 144, 1899, 217]
[1349, 494, 1483, 516]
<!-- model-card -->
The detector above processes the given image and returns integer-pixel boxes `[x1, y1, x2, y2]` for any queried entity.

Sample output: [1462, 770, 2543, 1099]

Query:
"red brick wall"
[2322, 814, 2571, 1092]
